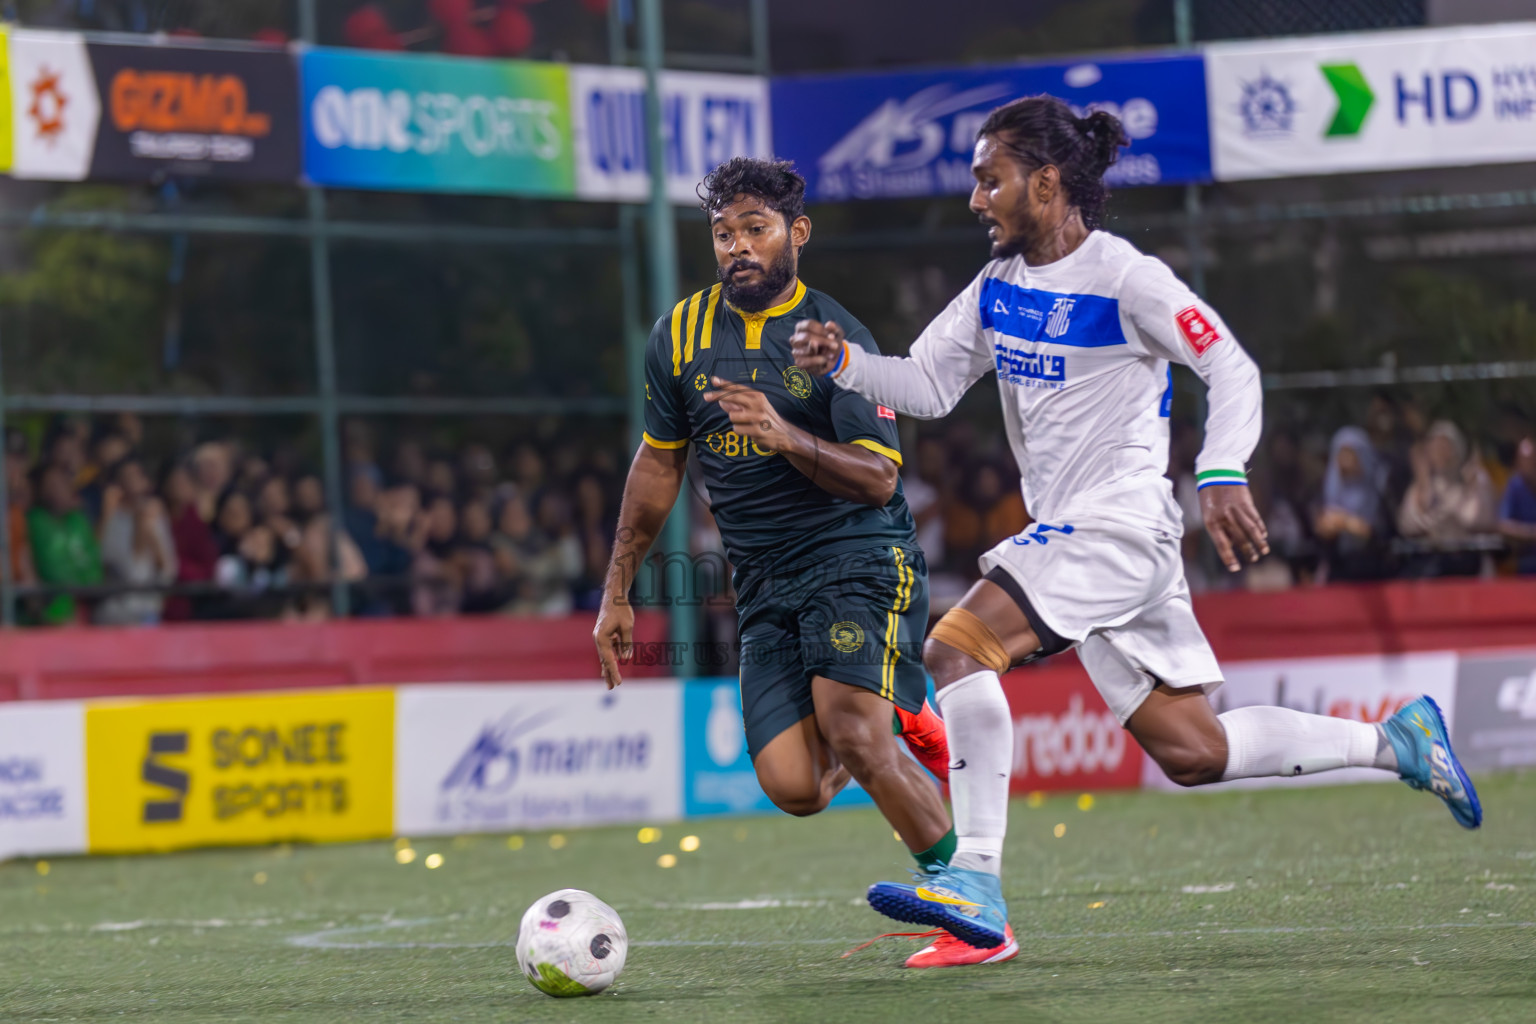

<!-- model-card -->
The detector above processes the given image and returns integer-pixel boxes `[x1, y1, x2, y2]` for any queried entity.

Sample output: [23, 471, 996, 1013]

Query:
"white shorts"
[977, 516, 1223, 724]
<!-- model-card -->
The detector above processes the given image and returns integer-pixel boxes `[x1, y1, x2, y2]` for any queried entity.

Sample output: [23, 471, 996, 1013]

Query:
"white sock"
[934, 669, 1012, 876]
[1218, 705, 1396, 781]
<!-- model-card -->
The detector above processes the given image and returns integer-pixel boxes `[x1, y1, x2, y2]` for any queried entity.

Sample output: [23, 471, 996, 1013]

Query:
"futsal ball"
[516, 888, 628, 997]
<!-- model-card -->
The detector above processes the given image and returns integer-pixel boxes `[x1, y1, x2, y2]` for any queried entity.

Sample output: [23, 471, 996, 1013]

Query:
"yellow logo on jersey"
[783, 365, 813, 400]
[830, 621, 865, 653]
[705, 432, 776, 458]
[694, 372, 709, 391]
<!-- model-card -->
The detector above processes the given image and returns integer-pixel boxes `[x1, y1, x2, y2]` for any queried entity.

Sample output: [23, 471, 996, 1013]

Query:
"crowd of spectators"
[4, 415, 621, 626]
[6, 395, 1536, 627]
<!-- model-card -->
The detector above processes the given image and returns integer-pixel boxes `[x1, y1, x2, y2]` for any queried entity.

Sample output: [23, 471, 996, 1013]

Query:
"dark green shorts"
[735, 545, 929, 760]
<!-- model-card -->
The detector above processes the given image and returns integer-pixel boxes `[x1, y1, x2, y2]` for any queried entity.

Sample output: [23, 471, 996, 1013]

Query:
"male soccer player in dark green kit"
[593, 160, 997, 966]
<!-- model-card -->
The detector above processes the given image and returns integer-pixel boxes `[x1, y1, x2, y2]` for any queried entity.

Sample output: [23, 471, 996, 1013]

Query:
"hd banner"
[1206, 23, 1536, 181]
[771, 53, 1211, 203]
[84, 689, 394, 853]
[569, 66, 769, 204]
[6, 29, 299, 182]
[301, 47, 574, 196]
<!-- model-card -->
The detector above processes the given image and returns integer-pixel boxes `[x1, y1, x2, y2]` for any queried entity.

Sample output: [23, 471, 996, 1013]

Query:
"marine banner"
[85, 689, 394, 854]
[771, 53, 1211, 202]
[85, 39, 300, 182]
[394, 683, 681, 835]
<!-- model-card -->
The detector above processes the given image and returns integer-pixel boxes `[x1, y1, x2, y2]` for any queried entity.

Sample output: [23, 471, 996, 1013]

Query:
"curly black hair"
[697, 157, 807, 226]
[978, 95, 1129, 230]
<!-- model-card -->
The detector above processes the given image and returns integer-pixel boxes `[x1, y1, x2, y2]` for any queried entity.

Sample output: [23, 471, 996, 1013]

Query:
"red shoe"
[896, 701, 950, 781]
[904, 925, 1018, 968]
[841, 925, 1019, 968]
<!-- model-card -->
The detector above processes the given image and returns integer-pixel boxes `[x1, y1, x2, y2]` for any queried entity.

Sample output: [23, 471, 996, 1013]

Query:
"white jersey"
[833, 230, 1261, 532]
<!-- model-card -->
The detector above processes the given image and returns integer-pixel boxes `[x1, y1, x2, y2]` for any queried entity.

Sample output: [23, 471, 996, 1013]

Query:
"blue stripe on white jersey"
[977, 277, 1126, 349]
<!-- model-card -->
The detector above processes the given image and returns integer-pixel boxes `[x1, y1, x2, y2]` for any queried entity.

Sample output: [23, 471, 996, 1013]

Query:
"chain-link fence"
[1192, 0, 1425, 40]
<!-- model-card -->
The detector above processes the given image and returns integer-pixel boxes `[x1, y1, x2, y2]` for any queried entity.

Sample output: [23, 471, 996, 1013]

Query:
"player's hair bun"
[1076, 110, 1129, 179]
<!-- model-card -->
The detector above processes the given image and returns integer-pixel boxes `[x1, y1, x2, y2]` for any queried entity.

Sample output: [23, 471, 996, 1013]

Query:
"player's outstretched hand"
[790, 319, 846, 376]
[1200, 483, 1270, 573]
[703, 377, 795, 452]
[593, 593, 633, 689]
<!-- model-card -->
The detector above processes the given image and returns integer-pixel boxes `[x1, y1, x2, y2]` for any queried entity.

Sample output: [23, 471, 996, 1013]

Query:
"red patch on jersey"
[1175, 306, 1222, 356]
[877, 405, 896, 420]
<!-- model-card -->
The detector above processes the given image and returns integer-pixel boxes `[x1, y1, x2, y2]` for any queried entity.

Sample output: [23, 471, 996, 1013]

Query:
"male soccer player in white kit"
[793, 95, 1482, 954]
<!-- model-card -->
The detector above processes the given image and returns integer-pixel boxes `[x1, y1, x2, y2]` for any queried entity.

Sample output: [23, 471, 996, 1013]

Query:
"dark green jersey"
[643, 279, 916, 578]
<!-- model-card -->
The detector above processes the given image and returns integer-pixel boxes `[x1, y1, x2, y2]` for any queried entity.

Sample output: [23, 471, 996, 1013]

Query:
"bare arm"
[593, 442, 687, 689]
[704, 377, 896, 505]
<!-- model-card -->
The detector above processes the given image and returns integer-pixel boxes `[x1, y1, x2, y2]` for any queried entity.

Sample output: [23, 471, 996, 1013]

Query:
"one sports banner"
[85, 689, 394, 853]
[394, 682, 682, 835]
[0, 701, 88, 861]
[771, 53, 1212, 203]
[301, 47, 574, 196]
[1206, 22, 1536, 181]
[569, 66, 770, 204]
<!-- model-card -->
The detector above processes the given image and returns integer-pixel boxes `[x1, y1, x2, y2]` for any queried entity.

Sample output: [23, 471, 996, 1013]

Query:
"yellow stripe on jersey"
[730, 279, 806, 350]
[684, 289, 703, 364]
[851, 438, 903, 467]
[882, 546, 914, 702]
[642, 432, 688, 450]
[699, 284, 722, 349]
[669, 296, 688, 376]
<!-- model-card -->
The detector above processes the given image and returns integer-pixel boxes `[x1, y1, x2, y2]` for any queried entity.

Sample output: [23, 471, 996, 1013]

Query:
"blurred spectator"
[903, 438, 948, 569]
[460, 443, 499, 503]
[412, 493, 461, 616]
[1497, 436, 1536, 575]
[6, 448, 38, 591]
[1314, 427, 1392, 582]
[293, 474, 326, 524]
[393, 440, 428, 490]
[28, 463, 103, 624]
[1397, 420, 1495, 577]
[96, 456, 178, 626]
[256, 474, 303, 556]
[79, 429, 132, 523]
[1365, 392, 1415, 507]
[572, 473, 613, 610]
[1256, 429, 1320, 581]
[945, 461, 1027, 572]
[456, 498, 503, 613]
[161, 462, 219, 621]
[191, 442, 233, 523]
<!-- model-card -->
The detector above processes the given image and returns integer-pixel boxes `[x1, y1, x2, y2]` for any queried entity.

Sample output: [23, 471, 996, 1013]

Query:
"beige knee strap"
[928, 606, 1011, 675]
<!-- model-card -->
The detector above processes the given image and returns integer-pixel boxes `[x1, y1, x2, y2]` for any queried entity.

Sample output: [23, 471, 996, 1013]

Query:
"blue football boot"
[1382, 696, 1482, 829]
[866, 866, 1009, 949]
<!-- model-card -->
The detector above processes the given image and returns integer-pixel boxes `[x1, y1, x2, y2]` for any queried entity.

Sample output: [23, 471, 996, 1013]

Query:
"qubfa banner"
[8, 29, 100, 180]
[1452, 653, 1536, 772]
[772, 53, 1211, 203]
[86, 40, 300, 181]
[682, 678, 874, 816]
[569, 66, 769, 203]
[85, 689, 394, 853]
[301, 47, 573, 196]
[1206, 23, 1536, 181]
[1143, 651, 1458, 792]
[394, 683, 681, 835]
[0, 701, 87, 860]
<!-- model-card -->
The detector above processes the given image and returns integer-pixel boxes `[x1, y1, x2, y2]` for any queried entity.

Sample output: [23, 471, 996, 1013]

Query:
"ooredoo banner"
[1206, 23, 1536, 181]
[394, 683, 681, 835]
[301, 47, 574, 196]
[84, 689, 394, 853]
[569, 66, 770, 204]
[1000, 663, 1143, 793]
[771, 53, 1211, 202]
[0, 701, 87, 860]
[1142, 651, 1458, 791]
[85, 40, 300, 181]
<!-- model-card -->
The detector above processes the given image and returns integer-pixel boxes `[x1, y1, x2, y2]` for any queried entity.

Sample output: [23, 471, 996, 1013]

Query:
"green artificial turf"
[3, 774, 1533, 1023]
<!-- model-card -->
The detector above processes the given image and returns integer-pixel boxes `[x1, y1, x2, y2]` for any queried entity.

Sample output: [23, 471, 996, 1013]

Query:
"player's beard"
[981, 215, 1030, 260]
[718, 245, 797, 312]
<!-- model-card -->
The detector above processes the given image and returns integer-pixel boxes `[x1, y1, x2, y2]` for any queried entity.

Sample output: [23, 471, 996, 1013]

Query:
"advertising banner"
[1143, 651, 1458, 791]
[395, 682, 681, 835]
[7, 29, 100, 180]
[569, 66, 770, 203]
[1452, 652, 1536, 772]
[0, 701, 87, 860]
[999, 664, 1143, 793]
[1206, 23, 1536, 181]
[0, 27, 13, 172]
[301, 47, 574, 196]
[84, 689, 394, 853]
[85, 40, 299, 182]
[682, 678, 874, 816]
[771, 53, 1211, 203]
